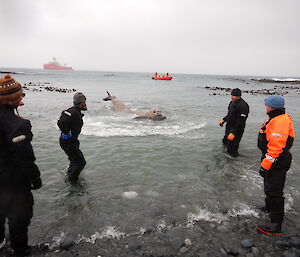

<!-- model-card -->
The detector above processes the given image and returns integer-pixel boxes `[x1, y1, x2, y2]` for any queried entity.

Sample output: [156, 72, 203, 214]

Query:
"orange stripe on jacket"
[261, 114, 295, 170]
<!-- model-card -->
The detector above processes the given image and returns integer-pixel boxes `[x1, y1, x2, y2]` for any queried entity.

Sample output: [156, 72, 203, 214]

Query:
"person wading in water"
[219, 88, 249, 157]
[58, 92, 87, 184]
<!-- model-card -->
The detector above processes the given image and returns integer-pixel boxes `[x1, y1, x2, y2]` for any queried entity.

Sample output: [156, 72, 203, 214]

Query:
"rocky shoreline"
[250, 78, 300, 85]
[23, 82, 76, 93]
[1, 212, 299, 257]
[205, 85, 300, 96]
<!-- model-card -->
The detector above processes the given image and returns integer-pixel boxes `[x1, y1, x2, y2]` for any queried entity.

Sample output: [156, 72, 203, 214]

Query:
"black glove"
[219, 120, 225, 127]
[31, 178, 42, 190]
[259, 167, 267, 178]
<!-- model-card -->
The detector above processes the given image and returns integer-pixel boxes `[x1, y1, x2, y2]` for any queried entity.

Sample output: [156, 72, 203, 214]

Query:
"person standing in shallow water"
[219, 88, 249, 157]
[0, 75, 42, 256]
[256, 95, 295, 235]
[58, 92, 87, 184]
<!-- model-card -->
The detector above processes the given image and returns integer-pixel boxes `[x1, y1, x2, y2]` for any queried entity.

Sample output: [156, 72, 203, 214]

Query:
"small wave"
[285, 193, 294, 212]
[79, 226, 126, 244]
[187, 208, 228, 224]
[187, 203, 259, 225]
[49, 232, 66, 250]
[251, 77, 300, 83]
[272, 78, 300, 82]
[81, 116, 206, 138]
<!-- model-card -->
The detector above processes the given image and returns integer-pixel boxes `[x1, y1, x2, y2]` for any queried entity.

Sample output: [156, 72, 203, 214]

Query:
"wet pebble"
[170, 238, 183, 250]
[184, 238, 192, 246]
[59, 239, 74, 250]
[289, 236, 300, 249]
[283, 250, 297, 257]
[166, 227, 185, 249]
[237, 247, 248, 255]
[198, 253, 210, 257]
[179, 246, 189, 254]
[277, 239, 291, 248]
[220, 247, 227, 255]
[37, 243, 49, 252]
[127, 240, 141, 251]
[56, 251, 74, 257]
[241, 239, 254, 248]
[227, 248, 239, 256]
[251, 247, 259, 255]
[217, 222, 230, 233]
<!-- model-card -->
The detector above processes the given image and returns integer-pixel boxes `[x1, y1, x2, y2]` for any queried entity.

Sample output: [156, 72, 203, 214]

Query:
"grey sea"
[1, 68, 300, 256]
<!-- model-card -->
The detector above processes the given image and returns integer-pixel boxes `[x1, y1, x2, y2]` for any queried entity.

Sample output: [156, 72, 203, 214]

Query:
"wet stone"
[127, 240, 142, 251]
[143, 227, 153, 234]
[56, 251, 74, 257]
[220, 247, 227, 255]
[179, 246, 189, 254]
[170, 238, 183, 250]
[59, 239, 74, 250]
[277, 239, 291, 248]
[283, 250, 297, 257]
[184, 238, 192, 246]
[251, 247, 259, 255]
[237, 247, 248, 255]
[217, 223, 230, 233]
[227, 248, 239, 256]
[241, 239, 254, 248]
[166, 227, 185, 249]
[166, 227, 185, 239]
[198, 253, 210, 257]
[289, 236, 300, 249]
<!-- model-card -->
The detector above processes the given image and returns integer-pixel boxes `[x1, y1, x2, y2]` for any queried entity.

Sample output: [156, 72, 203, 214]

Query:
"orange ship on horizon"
[43, 57, 73, 70]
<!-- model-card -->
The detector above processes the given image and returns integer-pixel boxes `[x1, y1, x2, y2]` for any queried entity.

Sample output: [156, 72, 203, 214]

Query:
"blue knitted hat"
[264, 95, 285, 109]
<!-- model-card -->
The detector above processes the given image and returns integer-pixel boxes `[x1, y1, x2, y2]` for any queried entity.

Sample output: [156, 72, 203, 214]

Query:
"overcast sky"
[0, 0, 299, 76]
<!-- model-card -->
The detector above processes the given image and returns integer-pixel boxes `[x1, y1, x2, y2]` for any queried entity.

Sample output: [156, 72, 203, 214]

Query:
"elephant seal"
[103, 91, 166, 121]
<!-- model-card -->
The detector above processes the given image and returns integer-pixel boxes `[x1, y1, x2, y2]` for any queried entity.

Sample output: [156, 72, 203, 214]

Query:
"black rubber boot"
[13, 246, 32, 257]
[228, 150, 239, 157]
[259, 206, 271, 213]
[256, 223, 282, 236]
[0, 238, 6, 250]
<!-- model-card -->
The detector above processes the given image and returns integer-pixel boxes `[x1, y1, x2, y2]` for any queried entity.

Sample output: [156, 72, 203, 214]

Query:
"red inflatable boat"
[153, 76, 172, 80]
[152, 73, 172, 80]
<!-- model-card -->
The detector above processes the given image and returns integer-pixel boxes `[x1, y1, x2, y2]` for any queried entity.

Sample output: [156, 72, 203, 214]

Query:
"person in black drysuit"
[0, 75, 42, 257]
[219, 88, 249, 157]
[58, 92, 87, 184]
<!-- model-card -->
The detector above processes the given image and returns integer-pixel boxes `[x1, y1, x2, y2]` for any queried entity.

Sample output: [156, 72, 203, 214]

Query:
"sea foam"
[81, 115, 206, 138]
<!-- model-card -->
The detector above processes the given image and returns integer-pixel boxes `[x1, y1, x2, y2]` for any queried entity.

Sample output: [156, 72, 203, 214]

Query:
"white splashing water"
[81, 115, 206, 137]
[285, 193, 294, 212]
[49, 232, 66, 250]
[122, 191, 139, 199]
[78, 226, 126, 244]
[187, 203, 259, 226]
[48, 203, 262, 249]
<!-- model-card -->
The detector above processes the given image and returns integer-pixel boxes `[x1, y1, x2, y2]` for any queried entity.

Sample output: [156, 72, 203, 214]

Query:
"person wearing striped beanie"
[0, 75, 24, 106]
[0, 75, 42, 256]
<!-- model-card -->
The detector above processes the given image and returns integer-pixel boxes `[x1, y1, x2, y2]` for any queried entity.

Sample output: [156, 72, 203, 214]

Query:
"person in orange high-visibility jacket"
[256, 95, 295, 236]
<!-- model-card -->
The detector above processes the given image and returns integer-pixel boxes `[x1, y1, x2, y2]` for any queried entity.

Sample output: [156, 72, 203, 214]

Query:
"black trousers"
[0, 190, 33, 253]
[60, 138, 86, 183]
[222, 125, 244, 156]
[263, 168, 287, 224]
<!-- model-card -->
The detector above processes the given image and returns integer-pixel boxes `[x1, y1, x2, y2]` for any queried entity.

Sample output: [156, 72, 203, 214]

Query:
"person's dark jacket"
[223, 98, 249, 135]
[57, 107, 84, 140]
[0, 105, 41, 190]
